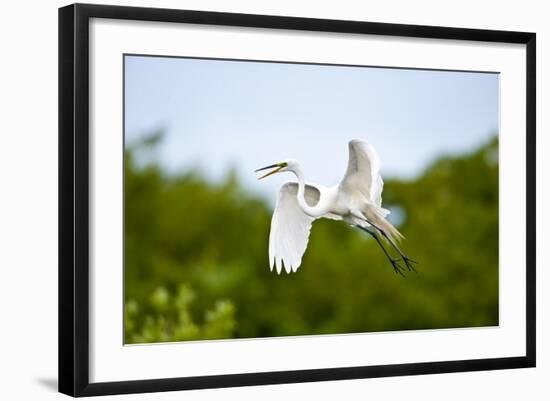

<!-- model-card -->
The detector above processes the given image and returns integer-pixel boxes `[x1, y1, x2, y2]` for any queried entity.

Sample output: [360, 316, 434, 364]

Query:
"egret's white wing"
[340, 139, 385, 209]
[269, 182, 321, 274]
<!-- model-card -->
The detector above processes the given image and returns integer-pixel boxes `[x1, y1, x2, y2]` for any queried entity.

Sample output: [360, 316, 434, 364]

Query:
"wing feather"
[268, 182, 320, 273]
[340, 139, 386, 209]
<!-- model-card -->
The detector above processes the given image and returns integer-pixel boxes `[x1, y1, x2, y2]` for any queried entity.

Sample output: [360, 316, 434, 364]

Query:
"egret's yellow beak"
[255, 163, 284, 180]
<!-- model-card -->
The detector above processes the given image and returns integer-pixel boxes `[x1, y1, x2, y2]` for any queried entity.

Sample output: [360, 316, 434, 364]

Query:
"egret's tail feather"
[383, 219, 405, 243]
[364, 205, 405, 243]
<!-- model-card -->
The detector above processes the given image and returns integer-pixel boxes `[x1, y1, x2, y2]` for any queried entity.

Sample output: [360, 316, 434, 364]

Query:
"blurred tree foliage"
[124, 134, 499, 343]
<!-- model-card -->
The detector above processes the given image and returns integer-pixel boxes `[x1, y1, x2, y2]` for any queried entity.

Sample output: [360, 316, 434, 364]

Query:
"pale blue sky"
[125, 55, 498, 200]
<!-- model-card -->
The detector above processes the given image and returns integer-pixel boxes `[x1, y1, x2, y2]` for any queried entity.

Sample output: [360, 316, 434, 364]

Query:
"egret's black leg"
[366, 221, 418, 273]
[356, 225, 407, 277]
[380, 231, 418, 273]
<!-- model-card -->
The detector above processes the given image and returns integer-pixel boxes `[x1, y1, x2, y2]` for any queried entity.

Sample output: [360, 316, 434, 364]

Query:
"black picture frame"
[59, 3, 536, 397]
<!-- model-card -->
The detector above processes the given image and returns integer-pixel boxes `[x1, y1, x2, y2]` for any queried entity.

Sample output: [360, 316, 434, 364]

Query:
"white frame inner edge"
[89, 18, 526, 383]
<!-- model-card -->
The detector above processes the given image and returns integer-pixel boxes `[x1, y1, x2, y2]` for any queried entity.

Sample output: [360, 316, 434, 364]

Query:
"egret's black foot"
[390, 258, 407, 277]
[402, 256, 418, 273]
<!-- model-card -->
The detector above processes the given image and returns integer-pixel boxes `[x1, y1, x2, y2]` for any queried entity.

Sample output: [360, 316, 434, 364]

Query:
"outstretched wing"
[269, 182, 321, 274]
[340, 139, 385, 208]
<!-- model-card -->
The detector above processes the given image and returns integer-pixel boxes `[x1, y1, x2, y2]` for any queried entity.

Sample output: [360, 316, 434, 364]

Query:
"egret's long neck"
[292, 165, 325, 218]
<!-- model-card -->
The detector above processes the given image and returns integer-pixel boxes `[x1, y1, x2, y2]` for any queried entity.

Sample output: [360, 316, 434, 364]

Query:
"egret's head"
[255, 159, 298, 180]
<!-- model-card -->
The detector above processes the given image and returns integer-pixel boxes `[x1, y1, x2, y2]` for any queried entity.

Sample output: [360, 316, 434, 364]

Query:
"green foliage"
[124, 134, 499, 343]
[125, 284, 236, 343]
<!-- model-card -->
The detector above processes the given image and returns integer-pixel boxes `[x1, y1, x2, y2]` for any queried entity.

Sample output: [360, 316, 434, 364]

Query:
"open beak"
[255, 164, 284, 180]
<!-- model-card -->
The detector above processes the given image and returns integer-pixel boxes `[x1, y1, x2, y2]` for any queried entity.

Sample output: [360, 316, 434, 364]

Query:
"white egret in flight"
[255, 139, 417, 275]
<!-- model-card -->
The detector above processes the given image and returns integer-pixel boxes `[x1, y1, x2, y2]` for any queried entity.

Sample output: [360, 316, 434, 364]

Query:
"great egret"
[255, 139, 416, 275]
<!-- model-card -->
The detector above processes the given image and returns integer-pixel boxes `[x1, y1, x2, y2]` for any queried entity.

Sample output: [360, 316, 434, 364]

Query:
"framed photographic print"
[58, 3, 536, 397]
